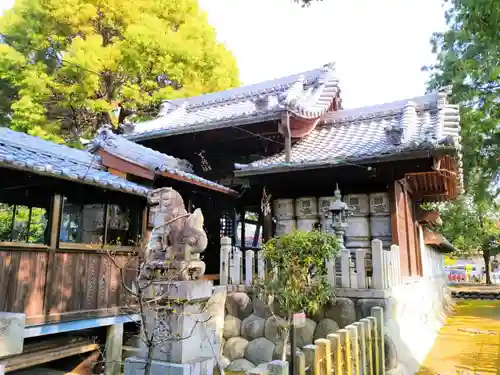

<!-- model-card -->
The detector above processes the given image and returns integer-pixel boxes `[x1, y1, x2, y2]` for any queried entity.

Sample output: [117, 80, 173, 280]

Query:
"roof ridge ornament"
[385, 100, 417, 146]
[89, 125, 116, 152]
[158, 101, 188, 117]
[437, 85, 452, 109]
[385, 119, 404, 146]
[280, 75, 306, 108]
[322, 62, 336, 71]
[254, 94, 270, 110]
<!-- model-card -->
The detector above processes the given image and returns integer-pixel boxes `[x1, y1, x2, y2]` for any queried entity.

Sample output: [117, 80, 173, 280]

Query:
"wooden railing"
[220, 237, 402, 291]
[246, 306, 386, 375]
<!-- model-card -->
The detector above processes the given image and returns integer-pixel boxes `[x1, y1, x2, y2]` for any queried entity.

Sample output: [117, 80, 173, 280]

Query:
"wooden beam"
[3, 339, 99, 373]
[280, 111, 292, 163]
[160, 170, 238, 196]
[108, 168, 127, 179]
[97, 150, 155, 180]
[98, 150, 238, 196]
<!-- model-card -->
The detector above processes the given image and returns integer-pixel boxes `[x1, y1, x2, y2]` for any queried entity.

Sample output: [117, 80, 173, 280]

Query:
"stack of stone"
[220, 292, 358, 372]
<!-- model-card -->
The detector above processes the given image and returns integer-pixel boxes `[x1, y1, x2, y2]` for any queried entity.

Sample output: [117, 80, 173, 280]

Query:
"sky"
[0, 0, 448, 109]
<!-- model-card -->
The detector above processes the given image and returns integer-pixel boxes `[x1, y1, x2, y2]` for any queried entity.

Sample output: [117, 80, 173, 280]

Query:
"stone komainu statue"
[142, 187, 208, 281]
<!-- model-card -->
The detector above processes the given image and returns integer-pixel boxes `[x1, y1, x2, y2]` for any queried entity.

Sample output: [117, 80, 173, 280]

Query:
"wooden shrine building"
[0, 61, 462, 372]
[123, 62, 462, 279]
[0, 126, 235, 372]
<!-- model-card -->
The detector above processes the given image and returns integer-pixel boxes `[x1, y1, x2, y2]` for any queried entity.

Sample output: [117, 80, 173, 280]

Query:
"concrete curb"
[451, 291, 500, 300]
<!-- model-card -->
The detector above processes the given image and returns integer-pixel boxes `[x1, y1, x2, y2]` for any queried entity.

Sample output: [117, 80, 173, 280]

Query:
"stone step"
[122, 345, 142, 360]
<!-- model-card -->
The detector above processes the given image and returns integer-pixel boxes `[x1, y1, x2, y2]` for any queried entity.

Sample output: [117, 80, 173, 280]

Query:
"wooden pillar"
[281, 111, 292, 163]
[43, 193, 62, 315]
[49, 194, 63, 248]
[141, 205, 148, 245]
[262, 188, 273, 243]
[389, 180, 411, 277]
[105, 323, 124, 375]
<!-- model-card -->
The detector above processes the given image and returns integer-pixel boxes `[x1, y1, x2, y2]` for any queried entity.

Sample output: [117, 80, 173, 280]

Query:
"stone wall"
[220, 292, 358, 372]
[220, 278, 451, 374]
[385, 276, 452, 375]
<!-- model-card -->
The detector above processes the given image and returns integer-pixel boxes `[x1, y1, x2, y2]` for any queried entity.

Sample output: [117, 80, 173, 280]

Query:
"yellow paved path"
[418, 300, 500, 375]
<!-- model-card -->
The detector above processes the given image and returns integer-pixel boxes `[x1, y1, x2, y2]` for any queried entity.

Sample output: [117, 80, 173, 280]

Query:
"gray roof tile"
[0, 127, 150, 196]
[91, 126, 194, 173]
[234, 90, 463, 178]
[89, 126, 236, 195]
[124, 62, 340, 141]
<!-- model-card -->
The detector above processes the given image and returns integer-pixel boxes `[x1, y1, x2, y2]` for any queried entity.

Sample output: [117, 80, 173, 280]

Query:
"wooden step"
[3, 338, 99, 373]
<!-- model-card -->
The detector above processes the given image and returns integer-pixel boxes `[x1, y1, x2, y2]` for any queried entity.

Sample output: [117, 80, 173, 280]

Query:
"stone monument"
[124, 187, 225, 375]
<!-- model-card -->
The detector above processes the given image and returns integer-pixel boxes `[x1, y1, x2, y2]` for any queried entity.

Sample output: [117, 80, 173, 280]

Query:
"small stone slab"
[0, 312, 26, 358]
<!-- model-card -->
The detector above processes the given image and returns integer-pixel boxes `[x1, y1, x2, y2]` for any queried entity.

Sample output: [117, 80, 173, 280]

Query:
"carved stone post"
[124, 187, 225, 375]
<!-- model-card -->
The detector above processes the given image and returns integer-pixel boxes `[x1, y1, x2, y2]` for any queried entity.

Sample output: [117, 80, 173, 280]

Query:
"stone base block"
[0, 312, 26, 358]
[124, 356, 214, 375]
[144, 280, 214, 300]
[139, 300, 216, 363]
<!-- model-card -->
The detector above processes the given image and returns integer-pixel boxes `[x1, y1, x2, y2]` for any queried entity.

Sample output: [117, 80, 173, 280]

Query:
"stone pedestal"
[125, 280, 223, 375]
[124, 357, 214, 375]
[0, 312, 26, 359]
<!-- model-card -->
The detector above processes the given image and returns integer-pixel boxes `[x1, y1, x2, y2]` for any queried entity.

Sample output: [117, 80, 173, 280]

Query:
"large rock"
[206, 286, 227, 345]
[253, 297, 270, 318]
[355, 297, 395, 322]
[245, 337, 275, 365]
[314, 318, 340, 341]
[227, 358, 255, 371]
[224, 315, 242, 339]
[295, 318, 317, 348]
[385, 334, 398, 370]
[325, 298, 356, 328]
[241, 314, 266, 340]
[271, 298, 287, 317]
[264, 316, 288, 343]
[310, 305, 326, 322]
[223, 337, 249, 361]
[226, 292, 254, 320]
[273, 342, 302, 360]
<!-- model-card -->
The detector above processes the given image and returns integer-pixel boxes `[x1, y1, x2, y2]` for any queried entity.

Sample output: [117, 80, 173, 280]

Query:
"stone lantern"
[329, 184, 352, 250]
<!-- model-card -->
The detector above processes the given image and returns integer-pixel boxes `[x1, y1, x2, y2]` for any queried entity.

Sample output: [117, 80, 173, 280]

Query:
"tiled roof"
[234, 90, 463, 177]
[0, 127, 150, 196]
[124, 62, 340, 141]
[91, 126, 194, 173]
[89, 126, 237, 195]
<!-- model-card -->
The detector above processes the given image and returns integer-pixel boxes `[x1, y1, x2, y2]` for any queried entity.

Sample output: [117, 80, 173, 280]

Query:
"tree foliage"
[260, 230, 339, 317]
[424, 0, 500, 283]
[0, 204, 47, 243]
[259, 229, 339, 359]
[424, 0, 500, 199]
[0, 0, 240, 144]
[425, 196, 499, 282]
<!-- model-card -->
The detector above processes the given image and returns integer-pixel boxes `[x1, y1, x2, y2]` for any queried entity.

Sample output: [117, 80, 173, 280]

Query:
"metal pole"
[290, 323, 296, 375]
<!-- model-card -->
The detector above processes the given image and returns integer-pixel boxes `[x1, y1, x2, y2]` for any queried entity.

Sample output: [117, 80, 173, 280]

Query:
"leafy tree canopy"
[424, 0, 500, 282]
[0, 0, 240, 144]
[424, 0, 500, 199]
[424, 196, 499, 282]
